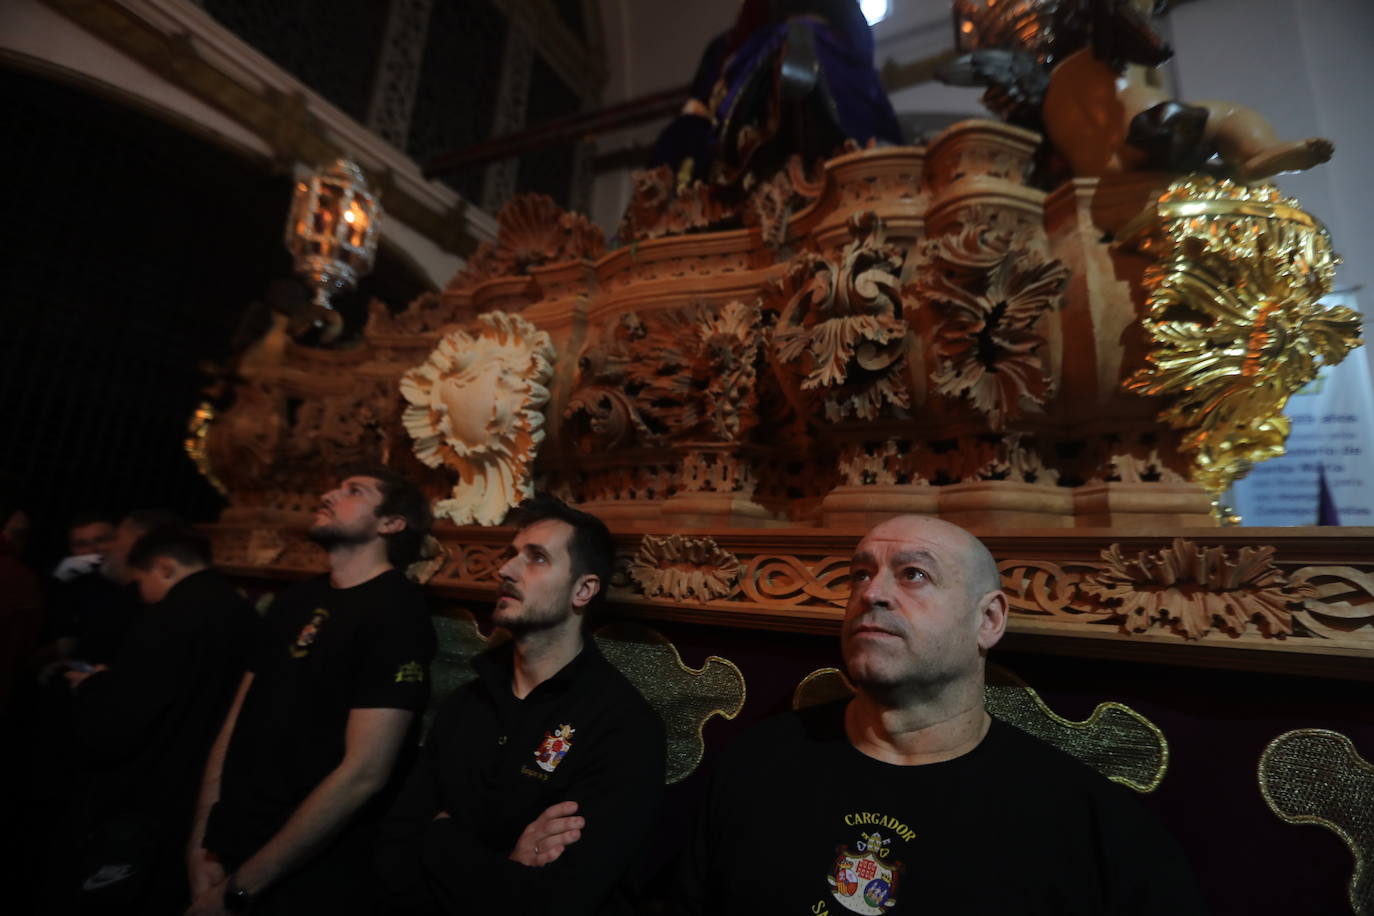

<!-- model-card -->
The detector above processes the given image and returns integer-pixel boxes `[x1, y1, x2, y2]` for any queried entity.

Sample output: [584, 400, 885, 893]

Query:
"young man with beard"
[187, 465, 435, 916]
[674, 515, 1206, 915]
[376, 496, 665, 916]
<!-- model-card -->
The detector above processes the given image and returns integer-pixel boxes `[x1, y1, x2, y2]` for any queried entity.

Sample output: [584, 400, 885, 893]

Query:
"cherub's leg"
[1198, 101, 1333, 181]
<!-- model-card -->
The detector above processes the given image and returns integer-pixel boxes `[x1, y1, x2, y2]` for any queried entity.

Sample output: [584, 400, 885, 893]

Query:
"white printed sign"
[1229, 293, 1373, 526]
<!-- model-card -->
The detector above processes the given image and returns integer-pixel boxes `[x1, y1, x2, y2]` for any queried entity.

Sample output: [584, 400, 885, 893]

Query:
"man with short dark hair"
[377, 495, 665, 915]
[65, 525, 259, 912]
[674, 514, 1206, 915]
[188, 466, 436, 916]
[52, 512, 117, 583]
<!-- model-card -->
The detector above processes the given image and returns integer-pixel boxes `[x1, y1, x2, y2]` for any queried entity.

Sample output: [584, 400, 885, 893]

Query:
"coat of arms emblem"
[289, 609, 330, 658]
[534, 724, 575, 773]
[828, 831, 901, 914]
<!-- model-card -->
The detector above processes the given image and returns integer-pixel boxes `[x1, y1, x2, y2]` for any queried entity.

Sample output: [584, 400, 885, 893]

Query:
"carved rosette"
[770, 212, 909, 422]
[400, 311, 555, 525]
[910, 225, 1067, 429]
[628, 535, 743, 602]
[1121, 177, 1362, 494]
[1080, 538, 1314, 639]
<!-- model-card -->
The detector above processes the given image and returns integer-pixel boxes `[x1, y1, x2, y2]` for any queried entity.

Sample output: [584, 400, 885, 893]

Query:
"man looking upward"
[675, 514, 1205, 915]
[377, 496, 664, 916]
[188, 465, 435, 916]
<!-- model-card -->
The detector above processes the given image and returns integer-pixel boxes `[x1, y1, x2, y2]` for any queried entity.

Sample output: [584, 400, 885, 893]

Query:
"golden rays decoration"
[1082, 538, 1312, 640]
[1260, 729, 1374, 915]
[1120, 176, 1361, 495]
[594, 623, 745, 784]
[792, 666, 1168, 792]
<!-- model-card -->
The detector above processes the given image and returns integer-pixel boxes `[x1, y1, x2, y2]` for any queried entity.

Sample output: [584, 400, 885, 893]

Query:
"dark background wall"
[0, 66, 425, 566]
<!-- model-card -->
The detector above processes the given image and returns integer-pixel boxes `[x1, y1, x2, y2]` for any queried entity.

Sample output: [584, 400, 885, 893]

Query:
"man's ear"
[377, 514, 406, 536]
[570, 573, 602, 610]
[977, 590, 1009, 652]
[155, 556, 179, 582]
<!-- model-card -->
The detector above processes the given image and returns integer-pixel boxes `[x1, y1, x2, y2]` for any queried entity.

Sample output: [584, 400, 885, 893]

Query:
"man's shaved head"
[844, 515, 1008, 702]
[862, 515, 1001, 603]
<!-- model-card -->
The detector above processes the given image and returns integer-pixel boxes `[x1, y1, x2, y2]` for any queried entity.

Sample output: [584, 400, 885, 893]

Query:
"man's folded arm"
[422, 713, 666, 915]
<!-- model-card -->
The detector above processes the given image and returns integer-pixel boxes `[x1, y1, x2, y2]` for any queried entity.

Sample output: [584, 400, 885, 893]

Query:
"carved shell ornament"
[400, 312, 555, 525]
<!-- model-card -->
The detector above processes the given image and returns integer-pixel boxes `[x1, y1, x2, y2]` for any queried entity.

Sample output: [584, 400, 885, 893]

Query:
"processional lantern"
[283, 158, 383, 342]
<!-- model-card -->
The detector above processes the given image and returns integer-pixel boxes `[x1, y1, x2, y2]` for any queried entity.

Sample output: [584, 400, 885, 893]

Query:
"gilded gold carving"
[628, 535, 743, 602]
[771, 212, 909, 422]
[400, 312, 555, 526]
[594, 622, 745, 783]
[1122, 177, 1361, 494]
[792, 666, 1169, 792]
[912, 225, 1067, 429]
[1259, 729, 1374, 915]
[184, 401, 226, 497]
[1081, 538, 1312, 640]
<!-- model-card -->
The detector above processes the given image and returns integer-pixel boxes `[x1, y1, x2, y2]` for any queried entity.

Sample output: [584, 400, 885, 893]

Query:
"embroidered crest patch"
[828, 831, 901, 914]
[394, 661, 424, 683]
[534, 724, 575, 773]
[289, 609, 330, 658]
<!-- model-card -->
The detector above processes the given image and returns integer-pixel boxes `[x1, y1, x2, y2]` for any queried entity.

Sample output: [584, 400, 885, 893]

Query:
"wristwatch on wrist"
[224, 875, 254, 913]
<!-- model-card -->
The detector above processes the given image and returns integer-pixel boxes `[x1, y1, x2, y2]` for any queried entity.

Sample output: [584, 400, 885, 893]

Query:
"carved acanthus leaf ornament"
[629, 535, 743, 602]
[771, 212, 909, 421]
[400, 312, 555, 525]
[1081, 538, 1314, 640]
[913, 225, 1067, 429]
[618, 165, 732, 242]
[566, 301, 763, 451]
[1123, 177, 1361, 493]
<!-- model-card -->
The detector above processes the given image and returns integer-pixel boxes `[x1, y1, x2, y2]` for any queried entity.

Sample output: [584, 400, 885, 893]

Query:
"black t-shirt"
[376, 640, 666, 916]
[675, 701, 1207, 916]
[206, 569, 435, 861]
[49, 573, 141, 665]
[74, 569, 261, 828]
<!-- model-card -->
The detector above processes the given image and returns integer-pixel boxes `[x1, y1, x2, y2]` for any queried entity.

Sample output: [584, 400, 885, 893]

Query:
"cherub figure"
[938, 0, 1332, 182]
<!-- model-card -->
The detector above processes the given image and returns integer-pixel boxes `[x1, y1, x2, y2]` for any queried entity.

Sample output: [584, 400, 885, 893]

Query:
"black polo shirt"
[377, 639, 666, 915]
[206, 569, 434, 861]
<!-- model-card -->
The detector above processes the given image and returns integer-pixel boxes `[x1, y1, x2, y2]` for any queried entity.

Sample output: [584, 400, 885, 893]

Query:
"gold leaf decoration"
[400, 312, 555, 526]
[1260, 729, 1374, 916]
[628, 535, 743, 602]
[914, 226, 1067, 429]
[1122, 176, 1361, 494]
[1081, 538, 1314, 640]
[594, 623, 745, 784]
[791, 666, 1168, 792]
[770, 212, 909, 421]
